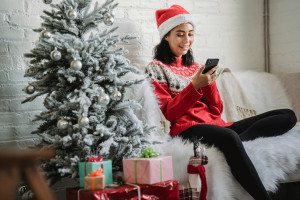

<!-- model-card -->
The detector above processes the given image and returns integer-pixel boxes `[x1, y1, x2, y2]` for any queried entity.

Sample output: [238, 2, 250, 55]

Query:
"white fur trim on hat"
[158, 14, 195, 40]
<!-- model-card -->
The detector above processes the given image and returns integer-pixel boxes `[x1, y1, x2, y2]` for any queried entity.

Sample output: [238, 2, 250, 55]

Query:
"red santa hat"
[155, 5, 196, 40]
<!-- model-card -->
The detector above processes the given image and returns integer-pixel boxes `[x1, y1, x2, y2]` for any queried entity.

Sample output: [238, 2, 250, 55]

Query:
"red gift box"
[66, 180, 179, 200]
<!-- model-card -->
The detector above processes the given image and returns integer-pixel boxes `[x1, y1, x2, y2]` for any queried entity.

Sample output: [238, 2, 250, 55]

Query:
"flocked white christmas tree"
[22, 0, 156, 187]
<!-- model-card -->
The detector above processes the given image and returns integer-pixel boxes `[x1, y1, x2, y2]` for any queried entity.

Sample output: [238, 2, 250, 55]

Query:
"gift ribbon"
[88, 156, 103, 162]
[84, 156, 104, 176]
[187, 165, 207, 200]
[140, 148, 159, 158]
[126, 183, 141, 200]
[134, 158, 162, 184]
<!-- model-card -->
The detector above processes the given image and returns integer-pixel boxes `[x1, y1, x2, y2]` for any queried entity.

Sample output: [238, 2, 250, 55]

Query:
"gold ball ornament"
[78, 116, 89, 127]
[57, 119, 68, 130]
[43, 0, 52, 4]
[25, 84, 35, 94]
[67, 9, 78, 20]
[70, 59, 82, 71]
[98, 93, 110, 105]
[41, 30, 52, 39]
[50, 48, 62, 61]
[112, 90, 122, 101]
[103, 13, 114, 26]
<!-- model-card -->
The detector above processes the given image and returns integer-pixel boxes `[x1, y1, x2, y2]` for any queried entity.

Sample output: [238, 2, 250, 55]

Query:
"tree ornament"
[78, 115, 89, 127]
[50, 48, 61, 61]
[67, 9, 78, 20]
[25, 84, 35, 94]
[103, 13, 114, 26]
[112, 89, 122, 101]
[70, 59, 82, 71]
[41, 30, 52, 39]
[93, 84, 104, 94]
[98, 93, 110, 105]
[43, 0, 52, 4]
[57, 119, 68, 130]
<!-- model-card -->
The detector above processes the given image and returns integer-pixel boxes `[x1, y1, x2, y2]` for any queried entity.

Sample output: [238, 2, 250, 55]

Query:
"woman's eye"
[177, 35, 184, 37]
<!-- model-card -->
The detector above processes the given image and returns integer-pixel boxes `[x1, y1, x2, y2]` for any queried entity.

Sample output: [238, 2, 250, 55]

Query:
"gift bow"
[140, 148, 159, 158]
[88, 168, 104, 177]
[88, 156, 103, 162]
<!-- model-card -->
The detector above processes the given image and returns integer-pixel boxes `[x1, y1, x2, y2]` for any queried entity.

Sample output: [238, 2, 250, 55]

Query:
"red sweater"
[146, 58, 233, 137]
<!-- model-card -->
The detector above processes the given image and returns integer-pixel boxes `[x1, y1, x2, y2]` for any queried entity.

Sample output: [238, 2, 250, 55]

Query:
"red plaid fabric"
[188, 155, 208, 166]
[179, 183, 200, 200]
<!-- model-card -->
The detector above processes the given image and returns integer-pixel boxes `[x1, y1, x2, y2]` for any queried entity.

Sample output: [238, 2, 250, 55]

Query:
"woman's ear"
[164, 36, 169, 41]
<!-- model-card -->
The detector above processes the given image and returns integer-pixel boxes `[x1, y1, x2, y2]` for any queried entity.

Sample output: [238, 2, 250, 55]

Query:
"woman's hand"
[192, 65, 219, 90]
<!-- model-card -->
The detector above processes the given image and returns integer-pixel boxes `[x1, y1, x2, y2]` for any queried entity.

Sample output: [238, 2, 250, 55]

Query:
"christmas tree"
[22, 0, 156, 185]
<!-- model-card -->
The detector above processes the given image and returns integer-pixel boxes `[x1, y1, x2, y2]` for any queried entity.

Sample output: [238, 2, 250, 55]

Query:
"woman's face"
[165, 23, 194, 58]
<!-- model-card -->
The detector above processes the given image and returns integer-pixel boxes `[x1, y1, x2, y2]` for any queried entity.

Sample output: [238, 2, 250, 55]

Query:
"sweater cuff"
[181, 82, 203, 102]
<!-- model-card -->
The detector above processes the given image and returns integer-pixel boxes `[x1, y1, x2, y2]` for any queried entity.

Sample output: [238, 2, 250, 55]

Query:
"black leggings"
[178, 109, 297, 200]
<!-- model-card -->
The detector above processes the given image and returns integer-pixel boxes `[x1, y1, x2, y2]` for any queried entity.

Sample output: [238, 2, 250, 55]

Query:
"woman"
[145, 5, 297, 200]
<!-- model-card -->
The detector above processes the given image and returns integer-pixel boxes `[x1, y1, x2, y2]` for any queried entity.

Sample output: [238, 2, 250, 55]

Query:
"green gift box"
[79, 160, 113, 187]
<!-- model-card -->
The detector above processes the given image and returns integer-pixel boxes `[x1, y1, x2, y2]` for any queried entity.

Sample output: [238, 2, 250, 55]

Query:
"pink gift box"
[123, 156, 173, 185]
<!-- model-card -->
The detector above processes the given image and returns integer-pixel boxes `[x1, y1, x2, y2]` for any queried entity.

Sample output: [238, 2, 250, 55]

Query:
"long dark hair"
[153, 33, 194, 67]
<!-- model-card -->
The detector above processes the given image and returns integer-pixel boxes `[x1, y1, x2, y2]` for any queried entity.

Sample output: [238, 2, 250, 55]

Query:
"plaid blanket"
[179, 183, 200, 200]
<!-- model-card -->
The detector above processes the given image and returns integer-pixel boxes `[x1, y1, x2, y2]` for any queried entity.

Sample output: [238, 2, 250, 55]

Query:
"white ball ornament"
[50, 48, 62, 61]
[25, 84, 35, 94]
[78, 116, 89, 127]
[57, 119, 68, 130]
[67, 9, 78, 20]
[103, 13, 114, 26]
[70, 59, 82, 71]
[98, 93, 110, 105]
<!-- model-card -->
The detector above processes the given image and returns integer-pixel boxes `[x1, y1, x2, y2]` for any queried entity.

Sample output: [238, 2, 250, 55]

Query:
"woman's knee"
[216, 129, 243, 150]
[282, 109, 297, 128]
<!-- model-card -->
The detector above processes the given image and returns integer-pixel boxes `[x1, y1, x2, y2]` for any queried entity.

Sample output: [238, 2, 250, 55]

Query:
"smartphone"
[203, 58, 219, 74]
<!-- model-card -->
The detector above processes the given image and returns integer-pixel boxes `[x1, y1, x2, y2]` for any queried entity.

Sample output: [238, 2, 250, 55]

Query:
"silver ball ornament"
[57, 119, 68, 130]
[112, 90, 122, 101]
[43, 0, 52, 4]
[70, 60, 82, 71]
[50, 49, 61, 61]
[41, 30, 52, 39]
[103, 13, 114, 26]
[25, 84, 35, 94]
[98, 93, 110, 105]
[93, 84, 104, 94]
[67, 9, 78, 20]
[78, 116, 89, 127]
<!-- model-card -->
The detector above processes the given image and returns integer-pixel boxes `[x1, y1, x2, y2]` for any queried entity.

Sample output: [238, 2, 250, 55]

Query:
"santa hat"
[155, 5, 195, 40]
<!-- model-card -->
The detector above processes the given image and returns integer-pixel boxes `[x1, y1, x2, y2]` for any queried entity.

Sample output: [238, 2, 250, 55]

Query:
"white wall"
[269, 0, 300, 73]
[0, 0, 264, 146]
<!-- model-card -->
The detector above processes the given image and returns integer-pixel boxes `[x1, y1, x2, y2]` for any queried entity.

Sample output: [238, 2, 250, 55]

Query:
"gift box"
[123, 156, 173, 185]
[66, 180, 179, 200]
[84, 168, 106, 190]
[79, 159, 113, 187]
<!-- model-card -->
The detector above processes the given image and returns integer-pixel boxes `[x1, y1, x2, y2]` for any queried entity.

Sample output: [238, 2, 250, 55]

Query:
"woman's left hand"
[192, 65, 219, 90]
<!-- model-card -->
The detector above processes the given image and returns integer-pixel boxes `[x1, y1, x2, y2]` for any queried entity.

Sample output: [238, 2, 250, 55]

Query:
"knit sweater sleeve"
[145, 62, 203, 122]
[201, 81, 223, 115]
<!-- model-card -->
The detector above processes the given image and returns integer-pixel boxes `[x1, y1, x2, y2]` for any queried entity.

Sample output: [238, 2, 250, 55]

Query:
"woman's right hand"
[192, 65, 218, 90]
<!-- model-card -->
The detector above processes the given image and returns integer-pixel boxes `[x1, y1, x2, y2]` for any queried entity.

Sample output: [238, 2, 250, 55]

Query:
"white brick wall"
[0, 0, 264, 147]
[269, 0, 300, 73]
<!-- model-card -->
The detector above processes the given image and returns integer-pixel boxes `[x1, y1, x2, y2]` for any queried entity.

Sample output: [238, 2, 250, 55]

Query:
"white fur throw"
[124, 70, 300, 200]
